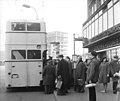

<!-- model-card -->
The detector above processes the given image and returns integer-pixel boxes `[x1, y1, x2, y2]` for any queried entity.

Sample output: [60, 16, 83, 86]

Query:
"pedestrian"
[99, 57, 110, 93]
[109, 55, 120, 94]
[57, 55, 69, 95]
[65, 56, 73, 89]
[74, 56, 86, 93]
[43, 60, 56, 94]
[86, 51, 99, 101]
[113, 70, 120, 101]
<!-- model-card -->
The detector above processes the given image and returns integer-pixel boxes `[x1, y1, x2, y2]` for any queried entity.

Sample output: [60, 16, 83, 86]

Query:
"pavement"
[0, 82, 117, 101]
[0, 66, 118, 101]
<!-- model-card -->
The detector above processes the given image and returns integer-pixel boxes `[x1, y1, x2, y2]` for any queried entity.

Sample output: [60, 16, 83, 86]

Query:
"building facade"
[47, 31, 68, 59]
[83, 0, 120, 61]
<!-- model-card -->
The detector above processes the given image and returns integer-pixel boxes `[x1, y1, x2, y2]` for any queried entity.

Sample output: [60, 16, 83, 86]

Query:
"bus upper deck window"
[27, 50, 41, 59]
[11, 22, 25, 31]
[27, 23, 40, 31]
[12, 50, 26, 59]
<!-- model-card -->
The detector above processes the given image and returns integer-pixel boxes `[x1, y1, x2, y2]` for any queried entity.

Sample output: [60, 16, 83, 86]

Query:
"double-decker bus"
[5, 20, 47, 88]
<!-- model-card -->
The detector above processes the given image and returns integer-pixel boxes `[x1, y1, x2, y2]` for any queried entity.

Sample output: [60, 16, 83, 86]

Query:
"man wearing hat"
[86, 51, 99, 101]
[57, 55, 69, 95]
[43, 59, 56, 94]
[65, 56, 73, 89]
[109, 55, 120, 94]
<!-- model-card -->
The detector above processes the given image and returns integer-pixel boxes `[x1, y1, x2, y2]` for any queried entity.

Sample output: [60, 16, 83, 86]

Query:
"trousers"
[88, 86, 96, 101]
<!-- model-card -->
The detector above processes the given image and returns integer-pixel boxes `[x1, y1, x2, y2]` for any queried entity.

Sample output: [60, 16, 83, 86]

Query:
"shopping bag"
[56, 80, 62, 89]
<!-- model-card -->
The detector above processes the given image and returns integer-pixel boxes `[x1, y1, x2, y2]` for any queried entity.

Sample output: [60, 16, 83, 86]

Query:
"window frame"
[11, 50, 26, 60]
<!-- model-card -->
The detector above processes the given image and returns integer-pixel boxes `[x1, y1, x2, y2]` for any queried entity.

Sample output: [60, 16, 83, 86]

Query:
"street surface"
[0, 66, 117, 101]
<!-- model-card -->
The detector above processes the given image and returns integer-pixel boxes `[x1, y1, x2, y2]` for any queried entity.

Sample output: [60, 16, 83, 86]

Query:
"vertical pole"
[73, 33, 76, 90]
[73, 34, 75, 56]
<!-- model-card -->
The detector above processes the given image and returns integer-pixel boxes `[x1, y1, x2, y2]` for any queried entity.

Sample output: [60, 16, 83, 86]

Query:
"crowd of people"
[42, 51, 120, 101]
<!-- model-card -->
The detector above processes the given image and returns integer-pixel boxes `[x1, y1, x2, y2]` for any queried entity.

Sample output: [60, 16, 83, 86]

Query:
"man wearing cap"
[57, 55, 69, 95]
[109, 55, 120, 94]
[86, 51, 99, 101]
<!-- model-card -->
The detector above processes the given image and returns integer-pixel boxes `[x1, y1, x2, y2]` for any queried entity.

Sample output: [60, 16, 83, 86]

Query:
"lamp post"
[22, 4, 38, 20]
[73, 34, 75, 56]
[73, 34, 86, 90]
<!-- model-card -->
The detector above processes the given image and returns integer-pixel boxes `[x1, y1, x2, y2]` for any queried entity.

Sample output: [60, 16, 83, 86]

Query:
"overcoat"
[75, 61, 86, 84]
[99, 62, 109, 83]
[86, 57, 99, 83]
[109, 60, 120, 82]
[43, 64, 55, 85]
[57, 59, 69, 89]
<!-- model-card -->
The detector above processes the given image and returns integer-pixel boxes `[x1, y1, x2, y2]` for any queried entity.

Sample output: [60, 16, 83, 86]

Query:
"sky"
[0, 0, 87, 56]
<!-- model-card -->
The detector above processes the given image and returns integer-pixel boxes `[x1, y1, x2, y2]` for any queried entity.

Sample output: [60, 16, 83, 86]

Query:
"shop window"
[95, 14, 98, 20]
[114, 2, 120, 25]
[86, 27, 88, 38]
[101, 0, 104, 5]
[84, 29, 87, 38]
[113, 0, 118, 3]
[95, 19, 98, 36]
[92, 22, 95, 37]
[103, 12, 108, 31]
[87, 27, 89, 38]
[117, 48, 120, 57]
[99, 10, 102, 16]
[106, 50, 111, 61]
[108, 7, 113, 28]
[89, 25, 92, 39]
[12, 50, 26, 59]
[99, 16, 103, 34]
[111, 49, 117, 58]
[108, 0, 113, 8]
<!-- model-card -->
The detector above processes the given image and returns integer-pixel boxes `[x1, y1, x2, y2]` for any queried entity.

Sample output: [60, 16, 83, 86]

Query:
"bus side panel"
[28, 62, 43, 86]
[6, 33, 26, 44]
[5, 62, 12, 88]
[11, 62, 27, 87]
[27, 33, 46, 44]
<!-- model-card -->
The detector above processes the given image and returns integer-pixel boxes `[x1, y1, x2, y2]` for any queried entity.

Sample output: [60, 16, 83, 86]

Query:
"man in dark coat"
[65, 56, 73, 89]
[86, 51, 99, 101]
[75, 56, 86, 93]
[109, 55, 120, 94]
[43, 60, 55, 94]
[57, 55, 69, 95]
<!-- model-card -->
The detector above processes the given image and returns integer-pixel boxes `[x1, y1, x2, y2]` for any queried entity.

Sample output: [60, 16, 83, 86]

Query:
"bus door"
[11, 50, 27, 87]
[27, 50, 42, 86]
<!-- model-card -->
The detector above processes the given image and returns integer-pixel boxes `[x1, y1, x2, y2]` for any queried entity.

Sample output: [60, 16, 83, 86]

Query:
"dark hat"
[66, 56, 70, 60]
[113, 55, 119, 59]
[91, 51, 97, 57]
[58, 54, 64, 58]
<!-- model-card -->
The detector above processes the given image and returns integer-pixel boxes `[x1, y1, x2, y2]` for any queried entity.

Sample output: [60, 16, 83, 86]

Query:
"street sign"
[74, 37, 83, 41]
